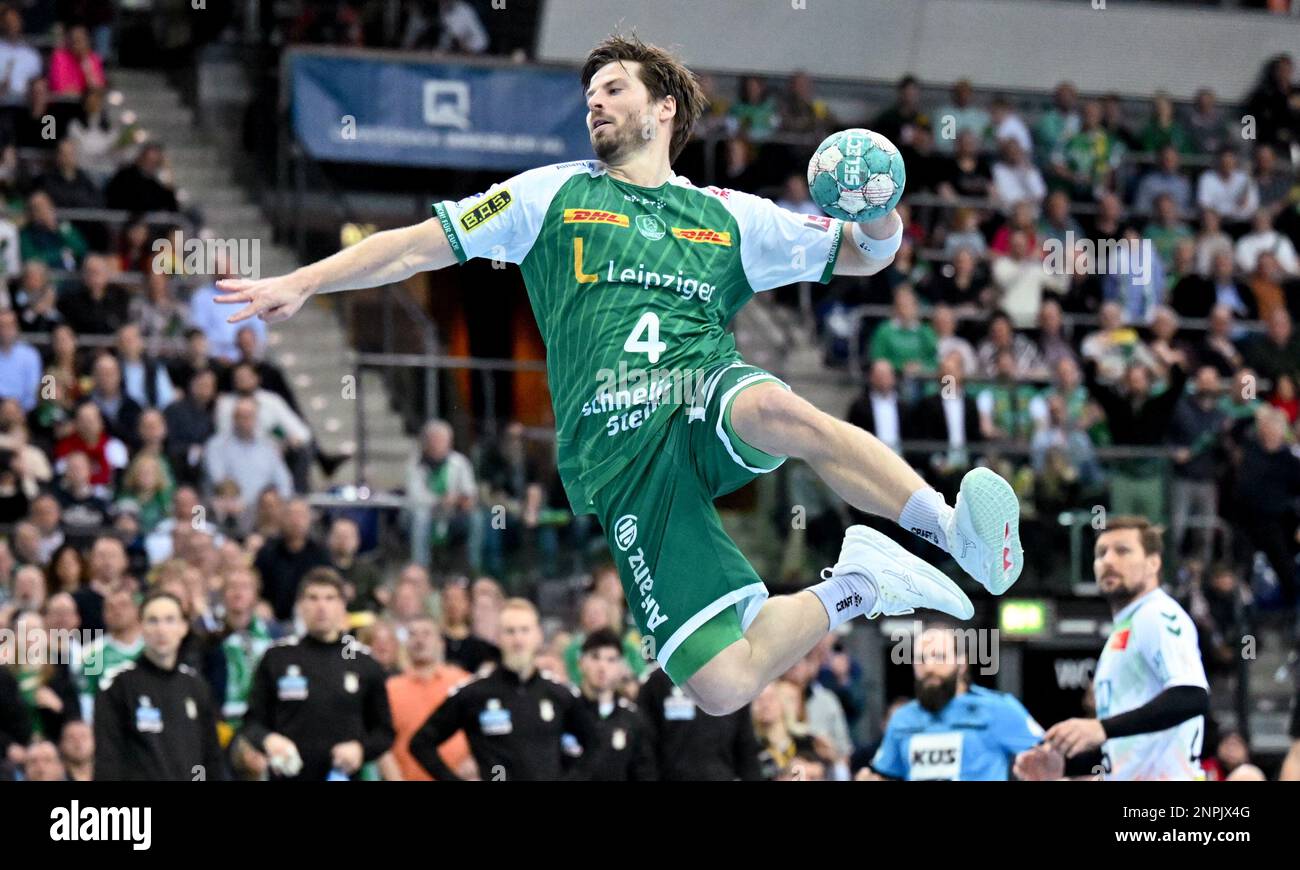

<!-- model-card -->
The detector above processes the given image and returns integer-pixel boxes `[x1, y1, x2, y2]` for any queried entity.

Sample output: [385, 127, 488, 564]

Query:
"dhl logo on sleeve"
[671, 227, 732, 246]
[563, 208, 630, 227]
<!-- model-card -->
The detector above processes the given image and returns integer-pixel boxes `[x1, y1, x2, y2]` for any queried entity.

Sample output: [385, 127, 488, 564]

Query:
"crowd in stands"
[249, 0, 538, 60]
[676, 56, 1300, 613]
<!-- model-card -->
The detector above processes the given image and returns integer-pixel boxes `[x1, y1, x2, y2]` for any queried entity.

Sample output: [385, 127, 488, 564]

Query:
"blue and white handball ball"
[806, 128, 907, 222]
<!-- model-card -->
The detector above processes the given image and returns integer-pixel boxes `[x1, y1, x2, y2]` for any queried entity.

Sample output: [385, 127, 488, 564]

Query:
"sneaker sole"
[842, 526, 974, 620]
[959, 467, 1023, 595]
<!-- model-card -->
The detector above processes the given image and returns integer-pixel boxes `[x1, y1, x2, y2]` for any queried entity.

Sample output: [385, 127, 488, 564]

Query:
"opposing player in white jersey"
[1015, 517, 1209, 781]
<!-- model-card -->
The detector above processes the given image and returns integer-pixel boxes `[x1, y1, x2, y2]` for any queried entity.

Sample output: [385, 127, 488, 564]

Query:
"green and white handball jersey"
[1093, 587, 1208, 781]
[434, 160, 844, 514]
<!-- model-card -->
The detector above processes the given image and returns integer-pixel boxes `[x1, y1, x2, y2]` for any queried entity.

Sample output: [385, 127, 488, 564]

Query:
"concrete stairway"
[110, 68, 415, 491]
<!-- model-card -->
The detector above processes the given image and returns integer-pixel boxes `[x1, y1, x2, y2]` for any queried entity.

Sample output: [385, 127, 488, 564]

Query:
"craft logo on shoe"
[614, 515, 638, 552]
[670, 227, 732, 246]
[1002, 522, 1013, 572]
[563, 208, 630, 227]
[835, 591, 863, 613]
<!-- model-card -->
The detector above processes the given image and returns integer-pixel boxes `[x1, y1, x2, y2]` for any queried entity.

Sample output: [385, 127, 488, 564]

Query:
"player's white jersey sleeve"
[711, 186, 845, 292]
[432, 161, 596, 265]
[1130, 591, 1208, 692]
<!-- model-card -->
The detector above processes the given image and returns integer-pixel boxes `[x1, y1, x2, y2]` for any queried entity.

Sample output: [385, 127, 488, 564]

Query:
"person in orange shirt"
[379, 616, 473, 780]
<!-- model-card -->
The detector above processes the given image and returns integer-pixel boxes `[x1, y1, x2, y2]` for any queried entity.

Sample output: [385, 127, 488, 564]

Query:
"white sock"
[811, 571, 878, 630]
[899, 487, 954, 552]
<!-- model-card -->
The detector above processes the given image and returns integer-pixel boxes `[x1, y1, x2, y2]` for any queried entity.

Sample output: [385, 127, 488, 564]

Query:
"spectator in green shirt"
[868, 286, 938, 375]
[1143, 193, 1194, 271]
[1137, 93, 1194, 155]
[1051, 101, 1124, 201]
[729, 76, 778, 143]
[977, 349, 1041, 440]
[1035, 82, 1081, 164]
[563, 594, 644, 685]
[18, 190, 87, 271]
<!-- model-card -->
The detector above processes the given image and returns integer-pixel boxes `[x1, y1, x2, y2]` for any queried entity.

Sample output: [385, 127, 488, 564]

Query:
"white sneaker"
[944, 467, 1023, 595]
[824, 525, 974, 620]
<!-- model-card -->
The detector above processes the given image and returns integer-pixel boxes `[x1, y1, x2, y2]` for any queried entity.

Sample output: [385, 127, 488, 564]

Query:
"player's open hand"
[1044, 717, 1106, 758]
[1013, 744, 1065, 781]
[214, 275, 310, 325]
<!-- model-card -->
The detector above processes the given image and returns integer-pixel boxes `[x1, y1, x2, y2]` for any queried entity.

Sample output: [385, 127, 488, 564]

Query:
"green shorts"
[592, 362, 789, 686]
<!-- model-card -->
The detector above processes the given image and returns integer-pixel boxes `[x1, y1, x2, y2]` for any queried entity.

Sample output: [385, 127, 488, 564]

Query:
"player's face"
[301, 584, 345, 636]
[141, 598, 187, 659]
[224, 571, 257, 613]
[915, 632, 967, 686]
[586, 61, 655, 164]
[579, 646, 623, 692]
[407, 619, 442, 665]
[1093, 528, 1159, 606]
[498, 608, 542, 670]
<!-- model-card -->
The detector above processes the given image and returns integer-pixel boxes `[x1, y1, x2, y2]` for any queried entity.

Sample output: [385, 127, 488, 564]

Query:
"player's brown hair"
[1099, 515, 1163, 555]
[298, 566, 346, 599]
[580, 34, 706, 163]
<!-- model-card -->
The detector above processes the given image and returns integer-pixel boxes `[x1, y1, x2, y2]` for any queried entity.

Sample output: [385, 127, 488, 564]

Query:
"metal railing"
[348, 352, 548, 487]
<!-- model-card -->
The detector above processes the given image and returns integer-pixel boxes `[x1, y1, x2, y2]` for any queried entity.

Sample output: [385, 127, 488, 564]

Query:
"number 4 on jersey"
[624, 311, 667, 364]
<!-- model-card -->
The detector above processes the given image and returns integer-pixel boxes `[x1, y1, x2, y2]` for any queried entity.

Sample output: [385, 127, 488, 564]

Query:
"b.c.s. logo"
[460, 189, 513, 232]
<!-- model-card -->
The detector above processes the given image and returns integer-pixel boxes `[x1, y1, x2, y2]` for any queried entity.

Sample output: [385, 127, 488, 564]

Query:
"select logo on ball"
[806, 127, 906, 223]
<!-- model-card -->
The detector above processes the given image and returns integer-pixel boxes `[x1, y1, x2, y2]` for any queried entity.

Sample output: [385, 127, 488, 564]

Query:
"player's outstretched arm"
[833, 210, 903, 277]
[215, 217, 457, 324]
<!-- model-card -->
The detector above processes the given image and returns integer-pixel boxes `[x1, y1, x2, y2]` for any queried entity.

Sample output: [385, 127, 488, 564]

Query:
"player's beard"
[916, 672, 960, 713]
[591, 116, 641, 164]
[1099, 573, 1139, 611]
[502, 649, 534, 674]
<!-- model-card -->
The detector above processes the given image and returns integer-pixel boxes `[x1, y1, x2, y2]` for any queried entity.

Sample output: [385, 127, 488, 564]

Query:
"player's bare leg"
[730, 382, 1022, 594]
[683, 382, 1021, 716]
[734, 382, 925, 517]
[686, 524, 974, 715]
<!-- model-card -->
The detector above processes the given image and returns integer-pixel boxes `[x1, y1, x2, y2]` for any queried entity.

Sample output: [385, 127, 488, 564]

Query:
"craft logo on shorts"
[671, 227, 732, 246]
[459, 189, 512, 232]
[563, 208, 629, 227]
[614, 514, 638, 552]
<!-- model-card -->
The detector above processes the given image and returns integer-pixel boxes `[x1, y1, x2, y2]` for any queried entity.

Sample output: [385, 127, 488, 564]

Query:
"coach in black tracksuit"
[410, 599, 597, 781]
[639, 666, 763, 781]
[569, 629, 656, 781]
[94, 592, 225, 781]
[239, 569, 394, 781]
